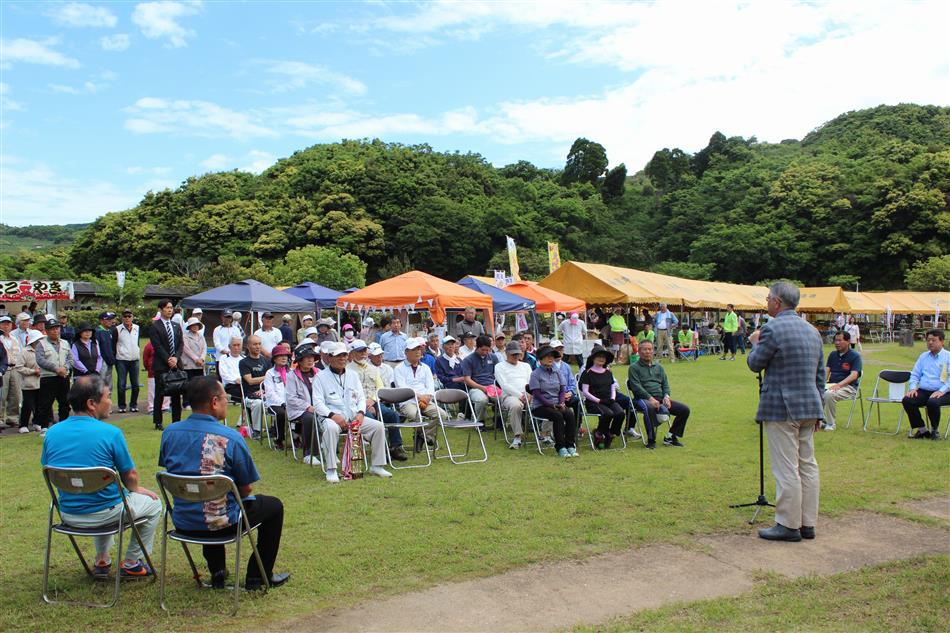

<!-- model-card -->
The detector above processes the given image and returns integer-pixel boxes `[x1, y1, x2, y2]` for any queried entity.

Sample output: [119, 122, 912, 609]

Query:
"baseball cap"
[549, 339, 564, 349]
[122, 309, 134, 317]
[362, 317, 374, 327]
[45, 317, 61, 329]
[405, 336, 426, 351]
[0, 315, 12, 323]
[98, 311, 116, 320]
[16, 312, 31, 322]
[262, 312, 274, 318]
[302, 314, 314, 322]
[33, 314, 47, 325]
[349, 339, 368, 352]
[368, 342, 383, 356]
[192, 308, 203, 315]
[282, 314, 291, 321]
[505, 341, 523, 354]
[442, 335, 457, 344]
[328, 341, 349, 356]
[303, 326, 318, 337]
[222, 309, 233, 317]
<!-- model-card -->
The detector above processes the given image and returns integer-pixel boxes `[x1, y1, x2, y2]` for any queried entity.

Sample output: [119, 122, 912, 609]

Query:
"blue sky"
[1, 0, 948, 226]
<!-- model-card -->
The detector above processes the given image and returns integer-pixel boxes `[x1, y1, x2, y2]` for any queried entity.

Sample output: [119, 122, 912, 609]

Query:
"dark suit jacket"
[149, 319, 183, 374]
[747, 309, 825, 422]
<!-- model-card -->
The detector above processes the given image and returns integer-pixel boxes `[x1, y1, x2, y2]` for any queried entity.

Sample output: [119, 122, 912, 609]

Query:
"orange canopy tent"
[502, 280, 586, 314]
[336, 270, 492, 326]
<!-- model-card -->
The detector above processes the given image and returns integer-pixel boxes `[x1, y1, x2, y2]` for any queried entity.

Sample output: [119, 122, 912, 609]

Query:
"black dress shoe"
[211, 569, 228, 589]
[245, 572, 290, 591]
[800, 526, 816, 540]
[758, 523, 802, 542]
[931, 429, 942, 441]
[154, 423, 164, 431]
[645, 441, 656, 450]
[663, 436, 684, 447]
[910, 428, 931, 439]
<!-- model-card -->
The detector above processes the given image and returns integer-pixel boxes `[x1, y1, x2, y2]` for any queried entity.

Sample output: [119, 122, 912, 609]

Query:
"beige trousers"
[398, 400, 442, 440]
[1, 369, 21, 424]
[500, 394, 525, 436]
[765, 419, 820, 529]
[822, 385, 857, 428]
[656, 329, 675, 359]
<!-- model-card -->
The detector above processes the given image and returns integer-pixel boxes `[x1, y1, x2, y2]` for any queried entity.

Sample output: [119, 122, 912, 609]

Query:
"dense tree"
[601, 164, 627, 202]
[905, 255, 950, 291]
[273, 245, 366, 289]
[561, 138, 608, 186]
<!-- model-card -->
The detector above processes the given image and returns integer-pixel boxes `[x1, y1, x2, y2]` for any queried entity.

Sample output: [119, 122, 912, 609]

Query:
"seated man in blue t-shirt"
[158, 376, 288, 590]
[41, 375, 162, 579]
[821, 331, 862, 431]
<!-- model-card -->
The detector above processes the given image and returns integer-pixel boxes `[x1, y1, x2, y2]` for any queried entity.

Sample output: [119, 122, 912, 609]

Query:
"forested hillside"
[5, 104, 948, 291]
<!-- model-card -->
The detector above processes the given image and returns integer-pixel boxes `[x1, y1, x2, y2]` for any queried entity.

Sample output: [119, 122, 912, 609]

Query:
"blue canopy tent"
[180, 279, 315, 335]
[283, 281, 343, 314]
[457, 275, 539, 341]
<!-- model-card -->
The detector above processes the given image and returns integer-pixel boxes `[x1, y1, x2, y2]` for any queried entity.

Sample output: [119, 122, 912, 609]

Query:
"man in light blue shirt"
[902, 329, 950, 440]
[653, 303, 679, 362]
[41, 375, 162, 579]
[379, 317, 408, 364]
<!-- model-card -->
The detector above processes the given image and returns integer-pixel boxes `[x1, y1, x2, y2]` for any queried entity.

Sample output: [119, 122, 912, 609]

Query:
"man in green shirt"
[636, 323, 656, 344]
[721, 304, 739, 361]
[676, 323, 696, 360]
[626, 340, 691, 449]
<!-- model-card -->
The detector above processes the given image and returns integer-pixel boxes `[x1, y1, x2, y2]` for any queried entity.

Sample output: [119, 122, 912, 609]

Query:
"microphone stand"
[730, 371, 774, 524]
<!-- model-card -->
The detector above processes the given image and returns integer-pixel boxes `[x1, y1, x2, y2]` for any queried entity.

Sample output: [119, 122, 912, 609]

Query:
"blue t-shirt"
[40, 416, 135, 515]
[461, 351, 496, 386]
[826, 349, 862, 386]
[158, 414, 260, 532]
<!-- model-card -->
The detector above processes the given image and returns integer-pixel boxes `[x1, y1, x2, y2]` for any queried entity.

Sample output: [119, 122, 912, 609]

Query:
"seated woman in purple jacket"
[528, 346, 577, 458]
[70, 323, 102, 379]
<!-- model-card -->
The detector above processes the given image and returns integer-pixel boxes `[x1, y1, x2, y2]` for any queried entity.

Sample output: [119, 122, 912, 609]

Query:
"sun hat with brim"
[505, 341, 523, 355]
[271, 343, 292, 358]
[589, 346, 614, 364]
[317, 317, 335, 328]
[16, 312, 31, 322]
[77, 322, 95, 334]
[27, 330, 46, 346]
[295, 346, 318, 361]
[304, 326, 319, 337]
[185, 317, 202, 330]
[319, 341, 334, 354]
[536, 346, 561, 360]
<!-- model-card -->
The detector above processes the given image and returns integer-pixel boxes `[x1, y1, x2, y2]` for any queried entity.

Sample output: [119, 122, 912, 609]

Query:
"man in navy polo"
[821, 331, 862, 431]
[96, 311, 118, 391]
[461, 335, 498, 424]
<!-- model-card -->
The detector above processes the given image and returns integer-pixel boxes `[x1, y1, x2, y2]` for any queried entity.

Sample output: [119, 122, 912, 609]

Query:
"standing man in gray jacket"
[35, 317, 72, 428]
[747, 282, 825, 542]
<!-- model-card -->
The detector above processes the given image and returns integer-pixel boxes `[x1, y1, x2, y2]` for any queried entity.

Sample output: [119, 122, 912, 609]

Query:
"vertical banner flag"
[493, 270, 507, 288]
[116, 271, 126, 289]
[515, 312, 529, 332]
[547, 242, 561, 273]
[506, 235, 521, 282]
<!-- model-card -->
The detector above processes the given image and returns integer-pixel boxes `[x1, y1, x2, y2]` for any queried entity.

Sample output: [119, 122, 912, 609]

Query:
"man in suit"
[150, 299, 183, 431]
[747, 282, 825, 542]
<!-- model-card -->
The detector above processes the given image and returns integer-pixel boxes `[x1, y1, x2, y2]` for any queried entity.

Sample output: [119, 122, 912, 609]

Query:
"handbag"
[161, 369, 189, 396]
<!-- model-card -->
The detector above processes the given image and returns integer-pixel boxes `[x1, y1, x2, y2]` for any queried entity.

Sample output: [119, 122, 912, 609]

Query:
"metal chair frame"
[433, 388, 488, 464]
[42, 466, 156, 608]
[520, 384, 551, 455]
[155, 471, 268, 616]
[840, 385, 866, 430]
[377, 387, 433, 469]
[862, 370, 911, 435]
[313, 414, 371, 475]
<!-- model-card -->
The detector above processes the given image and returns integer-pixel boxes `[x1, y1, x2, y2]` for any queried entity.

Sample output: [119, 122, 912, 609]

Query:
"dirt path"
[283, 498, 950, 633]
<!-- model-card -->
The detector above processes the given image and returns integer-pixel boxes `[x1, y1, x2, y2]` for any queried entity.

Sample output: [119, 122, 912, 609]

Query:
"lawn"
[0, 342, 947, 633]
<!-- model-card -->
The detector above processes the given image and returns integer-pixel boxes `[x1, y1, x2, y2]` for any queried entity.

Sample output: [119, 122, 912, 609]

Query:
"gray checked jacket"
[747, 309, 825, 422]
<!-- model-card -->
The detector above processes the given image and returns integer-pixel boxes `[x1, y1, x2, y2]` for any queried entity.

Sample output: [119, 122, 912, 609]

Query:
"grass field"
[0, 342, 947, 632]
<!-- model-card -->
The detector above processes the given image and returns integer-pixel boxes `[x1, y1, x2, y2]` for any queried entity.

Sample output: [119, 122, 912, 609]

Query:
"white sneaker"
[540, 436, 555, 446]
[302, 455, 320, 466]
[625, 428, 642, 439]
[18, 427, 29, 434]
[823, 424, 836, 431]
[39, 428, 47, 436]
[31, 424, 41, 432]
[368, 466, 393, 478]
[510, 437, 522, 449]
[325, 469, 340, 484]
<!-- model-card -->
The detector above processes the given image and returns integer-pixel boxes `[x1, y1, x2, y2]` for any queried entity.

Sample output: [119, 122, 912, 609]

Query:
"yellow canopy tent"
[797, 287, 851, 313]
[843, 292, 886, 314]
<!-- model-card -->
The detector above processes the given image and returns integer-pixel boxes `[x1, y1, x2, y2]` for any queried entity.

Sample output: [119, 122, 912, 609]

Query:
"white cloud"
[257, 60, 367, 95]
[0, 38, 80, 68]
[200, 153, 230, 169]
[124, 97, 277, 140]
[0, 82, 24, 112]
[132, 1, 202, 48]
[49, 80, 105, 95]
[0, 156, 141, 225]
[241, 150, 276, 174]
[100, 34, 131, 52]
[48, 3, 117, 28]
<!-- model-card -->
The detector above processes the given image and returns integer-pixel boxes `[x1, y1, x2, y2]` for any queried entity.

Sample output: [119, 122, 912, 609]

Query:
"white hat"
[26, 329, 46, 345]
[16, 312, 31, 322]
[549, 339, 564, 349]
[328, 341, 349, 356]
[185, 317, 202, 329]
[442, 334, 457, 344]
[349, 339, 368, 352]
[282, 314, 292, 321]
[232, 311, 242, 320]
[192, 308, 203, 315]
[302, 315, 314, 322]
[317, 317, 335, 327]
[304, 326, 319, 337]
[362, 317, 374, 327]
[368, 342, 383, 356]
[319, 341, 334, 354]
[405, 336, 426, 351]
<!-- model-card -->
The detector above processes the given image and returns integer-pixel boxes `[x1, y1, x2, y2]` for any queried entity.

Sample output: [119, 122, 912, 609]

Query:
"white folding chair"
[434, 389, 488, 464]
[377, 387, 433, 469]
[42, 466, 156, 608]
[863, 370, 911, 435]
[155, 472, 268, 616]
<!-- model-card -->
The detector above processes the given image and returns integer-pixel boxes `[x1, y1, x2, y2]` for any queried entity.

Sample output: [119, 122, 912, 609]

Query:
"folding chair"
[522, 385, 549, 454]
[377, 387, 433, 469]
[42, 466, 156, 608]
[155, 472, 268, 616]
[313, 415, 370, 475]
[434, 389, 488, 464]
[862, 370, 911, 435]
[225, 381, 251, 429]
[842, 385, 865, 430]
